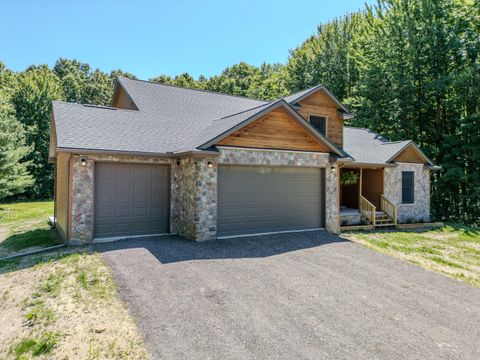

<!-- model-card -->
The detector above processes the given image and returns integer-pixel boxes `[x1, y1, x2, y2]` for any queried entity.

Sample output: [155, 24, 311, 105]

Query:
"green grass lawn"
[0, 200, 59, 258]
[344, 225, 480, 288]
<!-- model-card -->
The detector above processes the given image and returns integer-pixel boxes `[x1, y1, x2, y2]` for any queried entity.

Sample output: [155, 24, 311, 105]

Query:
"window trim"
[401, 171, 415, 204]
[308, 114, 328, 137]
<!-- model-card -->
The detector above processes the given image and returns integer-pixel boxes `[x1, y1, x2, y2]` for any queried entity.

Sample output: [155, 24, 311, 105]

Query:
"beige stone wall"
[192, 158, 218, 241]
[69, 154, 174, 244]
[68, 148, 339, 244]
[326, 166, 340, 233]
[68, 153, 217, 244]
[70, 156, 94, 245]
[384, 163, 431, 223]
[171, 158, 196, 238]
[172, 157, 218, 241]
[218, 147, 330, 167]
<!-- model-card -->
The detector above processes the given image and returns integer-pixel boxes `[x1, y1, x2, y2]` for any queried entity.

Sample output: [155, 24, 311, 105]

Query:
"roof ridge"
[216, 101, 276, 121]
[52, 100, 139, 113]
[383, 140, 411, 145]
[118, 76, 269, 104]
[344, 125, 369, 130]
[283, 84, 322, 99]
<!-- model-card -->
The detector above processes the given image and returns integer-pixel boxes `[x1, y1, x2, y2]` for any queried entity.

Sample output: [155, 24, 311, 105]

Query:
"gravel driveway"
[95, 232, 480, 360]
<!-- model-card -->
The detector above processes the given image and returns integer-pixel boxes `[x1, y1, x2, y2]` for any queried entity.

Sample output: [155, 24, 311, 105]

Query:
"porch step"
[375, 223, 397, 228]
[374, 210, 396, 227]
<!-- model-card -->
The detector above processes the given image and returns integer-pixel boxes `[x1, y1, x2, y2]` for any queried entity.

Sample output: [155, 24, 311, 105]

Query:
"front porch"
[339, 167, 398, 230]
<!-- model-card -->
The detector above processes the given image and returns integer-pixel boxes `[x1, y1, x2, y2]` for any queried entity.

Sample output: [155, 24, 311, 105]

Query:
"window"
[309, 115, 327, 135]
[402, 171, 414, 204]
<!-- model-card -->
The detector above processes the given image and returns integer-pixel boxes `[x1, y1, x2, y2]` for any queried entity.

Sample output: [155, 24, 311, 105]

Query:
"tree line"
[0, 0, 478, 225]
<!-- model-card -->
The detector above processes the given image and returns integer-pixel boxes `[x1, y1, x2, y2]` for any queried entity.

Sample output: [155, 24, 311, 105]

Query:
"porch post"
[358, 168, 363, 209]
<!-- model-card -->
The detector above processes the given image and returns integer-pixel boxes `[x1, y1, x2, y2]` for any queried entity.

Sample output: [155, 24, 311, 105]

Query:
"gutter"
[55, 147, 220, 158]
[424, 165, 441, 171]
[335, 161, 398, 168]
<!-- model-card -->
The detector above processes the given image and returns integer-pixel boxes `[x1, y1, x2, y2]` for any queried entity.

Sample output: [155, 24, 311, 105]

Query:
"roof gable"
[217, 107, 330, 152]
[343, 127, 434, 166]
[389, 142, 432, 165]
[198, 100, 344, 156]
[111, 80, 138, 110]
[284, 84, 351, 114]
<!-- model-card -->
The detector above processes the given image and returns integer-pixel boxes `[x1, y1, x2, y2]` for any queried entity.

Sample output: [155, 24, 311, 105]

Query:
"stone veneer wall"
[192, 158, 218, 241]
[171, 158, 196, 239]
[172, 157, 218, 241]
[68, 153, 217, 244]
[218, 147, 339, 233]
[70, 156, 94, 245]
[68, 148, 340, 244]
[384, 163, 431, 223]
[326, 166, 340, 233]
[69, 154, 175, 244]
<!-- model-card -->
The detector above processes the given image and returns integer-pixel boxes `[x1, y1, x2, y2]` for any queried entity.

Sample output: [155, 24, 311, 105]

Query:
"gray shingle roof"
[177, 102, 274, 153]
[52, 77, 417, 163]
[343, 126, 412, 164]
[283, 85, 320, 104]
[53, 77, 269, 154]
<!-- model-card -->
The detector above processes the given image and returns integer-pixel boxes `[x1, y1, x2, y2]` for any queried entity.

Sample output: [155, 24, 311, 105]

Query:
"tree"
[0, 61, 18, 96]
[0, 90, 33, 199]
[247, 63, 289, 100]
[11, 66, 63, 197]
[431, 0, 480, 224]
[286, 13, 365, 101]
[53, 58, 91, 103]
[206, 62, 263, 97]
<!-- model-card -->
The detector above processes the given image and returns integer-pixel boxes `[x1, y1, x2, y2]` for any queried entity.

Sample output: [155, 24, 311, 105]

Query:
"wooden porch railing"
[360, 195, 376, 226]
[380, 194, 397, 225]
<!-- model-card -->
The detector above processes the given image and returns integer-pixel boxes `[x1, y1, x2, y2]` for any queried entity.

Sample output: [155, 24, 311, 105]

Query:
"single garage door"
[94, 163, 169, 239]
[218, 165, 325, 237]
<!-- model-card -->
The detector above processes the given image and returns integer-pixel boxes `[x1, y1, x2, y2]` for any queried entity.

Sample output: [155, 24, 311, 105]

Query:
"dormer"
[111, 77, 138, 110]
[285, 85, 352, 148]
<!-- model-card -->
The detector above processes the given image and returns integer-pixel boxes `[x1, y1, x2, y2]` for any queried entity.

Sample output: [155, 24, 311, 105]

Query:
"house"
[49, 77, 438, 244]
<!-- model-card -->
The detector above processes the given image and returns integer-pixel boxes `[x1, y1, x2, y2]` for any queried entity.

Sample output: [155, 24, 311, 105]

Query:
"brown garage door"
[94, 163, 169, 239]
[217, 165, 325, 238]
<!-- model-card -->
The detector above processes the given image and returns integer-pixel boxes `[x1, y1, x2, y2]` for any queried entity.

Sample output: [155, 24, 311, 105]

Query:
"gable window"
[309, 115, 327, 135]
[402, 171, 415, 204]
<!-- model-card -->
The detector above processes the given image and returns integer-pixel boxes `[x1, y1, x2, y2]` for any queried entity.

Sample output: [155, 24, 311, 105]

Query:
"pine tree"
[11, 66, 63, 198]
[0, 91, 33, 199]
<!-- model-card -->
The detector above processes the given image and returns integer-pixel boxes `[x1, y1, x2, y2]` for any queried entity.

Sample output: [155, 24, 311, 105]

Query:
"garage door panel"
[218, 165, 324, 237]
[94, 163, 169, 238]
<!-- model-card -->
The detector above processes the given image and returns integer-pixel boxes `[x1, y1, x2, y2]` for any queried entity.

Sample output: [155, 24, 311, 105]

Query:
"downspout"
[66, 154, 72, 241]
[53, 158, 57, 228]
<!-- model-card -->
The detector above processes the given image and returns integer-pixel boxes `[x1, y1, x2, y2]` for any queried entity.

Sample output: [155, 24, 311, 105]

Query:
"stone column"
[193, 158, 218, 241]
[172, 157, 218, 241]
[325, 165, 340, 233]
[70, 156, 95, 245]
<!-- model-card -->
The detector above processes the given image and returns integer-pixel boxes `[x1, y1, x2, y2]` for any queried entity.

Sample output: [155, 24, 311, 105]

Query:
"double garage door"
[217, 165, 325, 238]
[94, 163, 325, 239]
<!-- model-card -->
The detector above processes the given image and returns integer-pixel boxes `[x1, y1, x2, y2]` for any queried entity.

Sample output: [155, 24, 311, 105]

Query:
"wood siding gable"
[296, 89, 344, 148]
[112, 84, 138, 110]
[217, 107, 330, 152]
[393, 144, 427, 164]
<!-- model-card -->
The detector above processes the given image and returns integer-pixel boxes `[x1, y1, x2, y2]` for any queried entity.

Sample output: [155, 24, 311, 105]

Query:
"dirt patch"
[0, 252, 148, 359]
